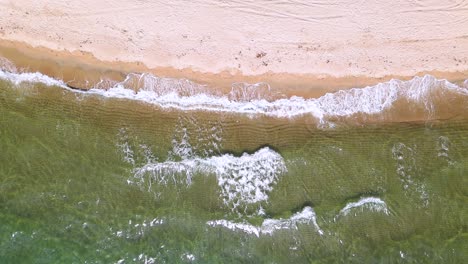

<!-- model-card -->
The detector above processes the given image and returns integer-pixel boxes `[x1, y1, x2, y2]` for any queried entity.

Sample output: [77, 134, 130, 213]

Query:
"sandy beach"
[0, 0, 467, 92]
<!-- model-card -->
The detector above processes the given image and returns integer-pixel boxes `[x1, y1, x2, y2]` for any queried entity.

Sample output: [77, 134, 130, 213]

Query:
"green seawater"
[0, 80, 467, 263]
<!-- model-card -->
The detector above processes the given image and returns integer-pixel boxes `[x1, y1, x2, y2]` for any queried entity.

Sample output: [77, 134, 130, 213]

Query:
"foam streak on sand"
[207, 206, 323, 237]
[0, 69, 467, 123]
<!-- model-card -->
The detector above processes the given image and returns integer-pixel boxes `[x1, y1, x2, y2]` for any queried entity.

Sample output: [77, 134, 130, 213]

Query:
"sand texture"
[0, 0, 467, 92]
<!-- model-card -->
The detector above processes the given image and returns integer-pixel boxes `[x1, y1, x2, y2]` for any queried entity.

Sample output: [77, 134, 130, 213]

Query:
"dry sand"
[0, 0, 467, 92]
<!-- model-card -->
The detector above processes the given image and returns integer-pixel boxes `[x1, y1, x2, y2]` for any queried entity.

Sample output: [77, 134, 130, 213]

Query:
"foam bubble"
[207, 206, 323, 237]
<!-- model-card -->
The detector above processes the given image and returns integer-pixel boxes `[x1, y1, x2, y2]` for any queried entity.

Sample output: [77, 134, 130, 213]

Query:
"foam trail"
[207, 206, 323, 237]
[132, 147, 287, 212]
[339, 197, 390, 216]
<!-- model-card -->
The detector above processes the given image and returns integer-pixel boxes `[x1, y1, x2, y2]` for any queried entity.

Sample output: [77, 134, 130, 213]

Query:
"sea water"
[0, 68, 467, 263]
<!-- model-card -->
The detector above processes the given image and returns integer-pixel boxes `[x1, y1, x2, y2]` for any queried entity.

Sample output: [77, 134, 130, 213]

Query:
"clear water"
[0, 78, 467, 263]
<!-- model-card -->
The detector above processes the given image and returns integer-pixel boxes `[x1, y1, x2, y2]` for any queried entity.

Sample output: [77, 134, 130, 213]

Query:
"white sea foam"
[181, 253, 196, 262]
[169, 116, 224, 159]
[204, 147, 287, 208]
[112, 217, 164, 241]
[0, 69, 66, 87]
[436, 136, 454, 165]
[115, 253, 157, 264]
[207, 206, 323, 237]
[339, 197, 390, 216]
[86, 74, 468, 121]
[133, 159, 198, 187]
[0, 57, 17, 73]
[132, 147, 286, 212]
[116, 128, 136, 165]
[392, 143, 429, 206]
[135, 254, 156, 264]
[1, 68, 466, 121]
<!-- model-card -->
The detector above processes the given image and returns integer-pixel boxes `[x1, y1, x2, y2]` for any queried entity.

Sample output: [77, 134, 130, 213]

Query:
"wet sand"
[1, 39, 467, 98]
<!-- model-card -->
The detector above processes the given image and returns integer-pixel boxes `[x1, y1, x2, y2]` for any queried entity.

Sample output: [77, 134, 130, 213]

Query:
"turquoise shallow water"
[0, 77, 467, 263]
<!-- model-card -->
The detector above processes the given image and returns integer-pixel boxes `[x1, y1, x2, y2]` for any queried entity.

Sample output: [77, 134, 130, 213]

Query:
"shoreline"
[1, 0, 467, 96]
[1, 40, 467, 98]
[2, 51, 467, 126]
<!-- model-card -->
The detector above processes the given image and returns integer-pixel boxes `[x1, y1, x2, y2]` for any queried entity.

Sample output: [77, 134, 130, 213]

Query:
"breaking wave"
[1, 65, 467, 125]
[339, 197, 390, 216]
[85, 74, 468, 124]
[131, 147, 287, 212]
[207, 206, 323, 237]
